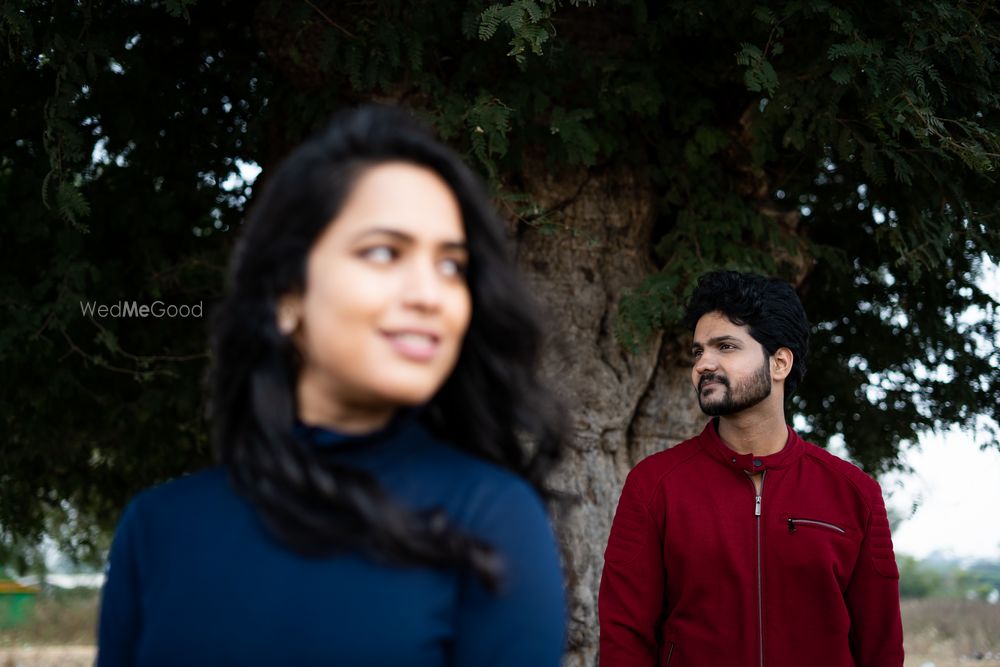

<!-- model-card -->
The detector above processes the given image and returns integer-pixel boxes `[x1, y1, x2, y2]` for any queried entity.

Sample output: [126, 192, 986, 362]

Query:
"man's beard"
[697, 359, 772, 417]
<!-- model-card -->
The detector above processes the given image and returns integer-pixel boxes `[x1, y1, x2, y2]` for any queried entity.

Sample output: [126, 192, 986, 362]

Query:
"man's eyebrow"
[708, 335, 742, 346]
[691, 335, 742, 349]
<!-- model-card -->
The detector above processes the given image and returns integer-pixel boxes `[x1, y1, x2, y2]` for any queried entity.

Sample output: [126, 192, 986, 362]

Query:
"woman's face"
[280, 161, 472, 430]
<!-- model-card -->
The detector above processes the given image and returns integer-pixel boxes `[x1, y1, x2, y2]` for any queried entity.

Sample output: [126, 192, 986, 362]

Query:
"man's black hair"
[682, 270, 810, 397]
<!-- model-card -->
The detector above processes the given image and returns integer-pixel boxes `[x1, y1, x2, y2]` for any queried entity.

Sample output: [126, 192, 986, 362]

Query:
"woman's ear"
[771, 347, 794, 382]
[276, 294, 303, 335]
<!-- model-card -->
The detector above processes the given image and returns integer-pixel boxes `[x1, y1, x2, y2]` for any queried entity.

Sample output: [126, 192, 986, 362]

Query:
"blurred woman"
[97, 105, 569, 666]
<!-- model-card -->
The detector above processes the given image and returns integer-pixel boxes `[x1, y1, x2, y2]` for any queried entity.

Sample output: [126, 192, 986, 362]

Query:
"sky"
[881, 257, 1000, 562]
[886, 428, 1000, 561]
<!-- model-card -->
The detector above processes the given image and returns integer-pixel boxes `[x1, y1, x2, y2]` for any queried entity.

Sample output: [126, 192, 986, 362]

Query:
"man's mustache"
[698, 373, 730, 390]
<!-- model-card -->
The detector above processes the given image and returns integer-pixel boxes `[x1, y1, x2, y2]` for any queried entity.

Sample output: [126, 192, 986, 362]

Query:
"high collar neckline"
[294, 408, 421, 451]
[700, 418, 804, 474]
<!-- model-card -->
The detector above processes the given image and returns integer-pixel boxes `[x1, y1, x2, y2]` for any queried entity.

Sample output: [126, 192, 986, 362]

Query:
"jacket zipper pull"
[754, 495, 761, 517]
[788, 518, 796, 533]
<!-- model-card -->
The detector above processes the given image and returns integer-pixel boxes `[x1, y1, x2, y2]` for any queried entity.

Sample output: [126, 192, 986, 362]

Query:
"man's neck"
[717, 407, 789, 456]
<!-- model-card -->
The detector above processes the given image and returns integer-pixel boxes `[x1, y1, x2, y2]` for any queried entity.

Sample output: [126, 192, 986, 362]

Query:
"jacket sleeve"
[598, 469, 664, 667]
[96, 499, 143, 667]
[844, 482, 904, 667]
[452, 479, 567, 667]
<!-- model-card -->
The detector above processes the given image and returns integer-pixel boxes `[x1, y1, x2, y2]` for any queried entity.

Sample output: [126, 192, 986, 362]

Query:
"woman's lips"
[382, 330, 441, 362]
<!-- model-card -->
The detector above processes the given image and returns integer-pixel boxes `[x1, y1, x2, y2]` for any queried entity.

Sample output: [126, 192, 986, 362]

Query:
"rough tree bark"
[512, 166, 705, 666]
[249, 15, 707, 663]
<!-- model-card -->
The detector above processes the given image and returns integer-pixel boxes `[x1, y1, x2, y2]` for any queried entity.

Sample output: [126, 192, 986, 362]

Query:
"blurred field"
[0, 588, 98, 666]
[0, 646, 95, 667]
[0, 592, 997, 665]
[903, 598, 1000, 667]
[0, 588, 98, 648]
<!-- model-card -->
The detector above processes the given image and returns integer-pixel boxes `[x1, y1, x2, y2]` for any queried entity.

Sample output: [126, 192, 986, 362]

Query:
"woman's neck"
[296, 390, 396, 435]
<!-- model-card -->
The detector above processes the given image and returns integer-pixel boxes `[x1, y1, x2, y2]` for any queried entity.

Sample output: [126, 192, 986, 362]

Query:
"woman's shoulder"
[404, 430, 549, 534]
[409, 427, 534, 489]
[107, 468, 249, 574]
[133, 465, 228, 500]
[120, 467, 239, 526]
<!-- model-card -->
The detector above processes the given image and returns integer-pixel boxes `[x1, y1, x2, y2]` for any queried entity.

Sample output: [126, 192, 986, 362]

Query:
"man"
[598, 271, 903, 667]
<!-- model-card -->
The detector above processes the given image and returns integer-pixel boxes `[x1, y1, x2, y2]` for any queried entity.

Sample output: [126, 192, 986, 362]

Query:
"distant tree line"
[899, 554, 1000, 601]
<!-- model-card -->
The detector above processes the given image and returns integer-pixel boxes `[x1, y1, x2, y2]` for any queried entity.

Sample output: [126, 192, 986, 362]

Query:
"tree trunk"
[513, 166, 705, 666]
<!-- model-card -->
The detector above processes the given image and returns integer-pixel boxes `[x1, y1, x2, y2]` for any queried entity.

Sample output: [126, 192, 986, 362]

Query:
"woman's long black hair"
[209, 105, 568, 588]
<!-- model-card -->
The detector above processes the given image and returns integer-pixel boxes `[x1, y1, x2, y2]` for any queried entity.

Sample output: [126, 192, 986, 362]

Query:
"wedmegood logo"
[79, 301, 204, 318]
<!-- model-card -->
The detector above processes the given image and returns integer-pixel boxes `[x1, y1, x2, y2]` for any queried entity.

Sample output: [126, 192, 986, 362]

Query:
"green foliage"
[478, 0, 596, 63]
[736, 42, 779, 95]
[163, 0, 198, 21]
[1, 0, 254, 560]
[899, 554, 945, 598]
[968, 560, 1000, 599]
[549, 107, 599, 166]
[466, 94, 514, 178]
[1, 0, 999, 557]
[54, 182, 90, 231]
[899, 555, 1000, 601]
[617, 273, 682, 349]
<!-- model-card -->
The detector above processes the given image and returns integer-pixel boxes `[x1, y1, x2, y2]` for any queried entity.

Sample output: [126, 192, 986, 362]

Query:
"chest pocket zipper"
[787, 518, 846, 534]
[662, 641, 675, 667]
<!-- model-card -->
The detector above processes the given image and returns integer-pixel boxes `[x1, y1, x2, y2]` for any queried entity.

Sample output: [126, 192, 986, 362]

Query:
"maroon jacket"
[599, 420, 903, 667]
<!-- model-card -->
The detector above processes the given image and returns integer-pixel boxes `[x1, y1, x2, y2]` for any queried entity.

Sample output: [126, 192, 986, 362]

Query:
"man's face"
[691, 311, 773, 417]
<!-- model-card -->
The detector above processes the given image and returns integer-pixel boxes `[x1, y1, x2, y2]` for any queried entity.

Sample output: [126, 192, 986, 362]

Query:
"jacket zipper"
[787, 518, 846, 534]
[746, 470, 767, 667]
[662, 641, 674, 667]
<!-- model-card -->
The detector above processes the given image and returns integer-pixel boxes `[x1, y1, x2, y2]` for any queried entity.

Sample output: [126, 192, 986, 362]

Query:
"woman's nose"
[401, 259, 443, 311]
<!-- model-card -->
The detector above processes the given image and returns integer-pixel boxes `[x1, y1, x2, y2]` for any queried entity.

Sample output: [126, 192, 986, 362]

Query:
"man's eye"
[361, 246, 396, 263]
[692, 349, 702, 358]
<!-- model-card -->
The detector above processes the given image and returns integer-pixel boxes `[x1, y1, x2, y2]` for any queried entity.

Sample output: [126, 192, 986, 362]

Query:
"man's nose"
[694, 351, 717, 374]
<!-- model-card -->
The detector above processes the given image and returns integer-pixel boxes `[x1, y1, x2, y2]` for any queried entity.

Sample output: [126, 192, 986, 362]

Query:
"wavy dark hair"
[682, 270, 810, 397]
[209, 105, 568, 589]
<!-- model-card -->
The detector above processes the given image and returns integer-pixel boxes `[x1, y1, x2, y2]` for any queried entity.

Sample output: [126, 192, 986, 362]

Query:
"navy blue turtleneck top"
[96, 416, 566, 666]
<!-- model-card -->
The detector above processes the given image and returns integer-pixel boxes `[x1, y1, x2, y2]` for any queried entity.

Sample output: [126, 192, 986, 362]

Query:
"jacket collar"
[699, 418, 805, 474]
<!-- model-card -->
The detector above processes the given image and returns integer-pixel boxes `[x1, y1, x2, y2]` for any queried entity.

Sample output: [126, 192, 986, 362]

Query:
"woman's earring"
[278, 307, 299, 335]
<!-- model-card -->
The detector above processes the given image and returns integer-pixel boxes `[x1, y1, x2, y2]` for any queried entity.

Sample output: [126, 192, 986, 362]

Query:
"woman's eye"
[361, 246, 396, 263]
[439, 258, 468, 277]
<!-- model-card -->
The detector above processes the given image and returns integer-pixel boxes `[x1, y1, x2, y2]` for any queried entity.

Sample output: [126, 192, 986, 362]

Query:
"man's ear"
[276, 293, 303, 335]
[771, 347, 794, 382]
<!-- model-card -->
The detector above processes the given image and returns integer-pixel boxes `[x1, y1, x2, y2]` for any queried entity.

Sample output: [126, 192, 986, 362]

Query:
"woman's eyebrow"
[350, 227, 468, 249]
[350, 227, 412, 243]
